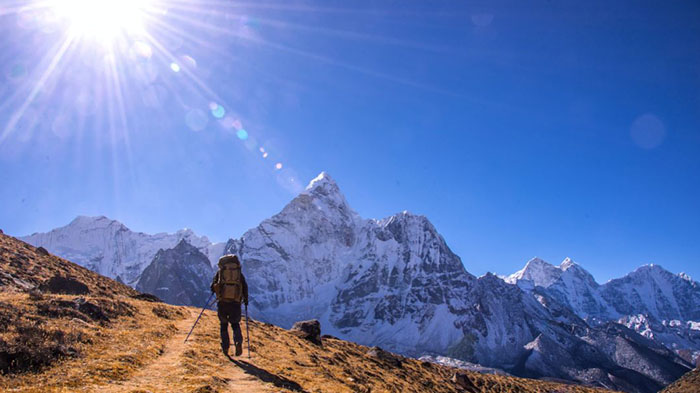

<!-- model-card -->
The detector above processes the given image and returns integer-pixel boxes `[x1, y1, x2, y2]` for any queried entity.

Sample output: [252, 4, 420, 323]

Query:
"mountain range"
[19, 172, 699, 392]
[21, 215, 225, 285]
[0, 231, 625, 393]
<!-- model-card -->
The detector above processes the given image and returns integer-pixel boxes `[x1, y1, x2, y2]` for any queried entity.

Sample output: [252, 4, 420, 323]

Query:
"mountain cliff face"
[20, 216, 225, 285]
[135, 239, 214, 306]
[225, 173, 476, 355]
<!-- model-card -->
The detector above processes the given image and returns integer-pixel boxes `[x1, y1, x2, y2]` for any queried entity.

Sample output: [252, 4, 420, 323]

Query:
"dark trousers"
[217, 301, 242, 349]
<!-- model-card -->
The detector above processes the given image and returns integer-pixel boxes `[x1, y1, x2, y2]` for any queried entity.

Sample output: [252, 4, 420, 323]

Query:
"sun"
[49, 0, 153, 43]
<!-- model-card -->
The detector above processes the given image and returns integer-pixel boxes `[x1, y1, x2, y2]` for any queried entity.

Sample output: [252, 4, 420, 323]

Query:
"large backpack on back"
[217, 255, 243, 302]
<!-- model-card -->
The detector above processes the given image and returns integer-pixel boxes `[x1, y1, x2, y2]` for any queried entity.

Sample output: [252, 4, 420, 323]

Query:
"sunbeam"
[1, 0, 502, 196]
[1, 33, 74, 143]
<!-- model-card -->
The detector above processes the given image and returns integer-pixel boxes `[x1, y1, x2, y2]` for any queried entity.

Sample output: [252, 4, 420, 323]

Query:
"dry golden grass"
[0, 291, 187, 392]
[213, 314, 616, 393]
[1, 233, 622, 393]
[661, 367, 700, 393]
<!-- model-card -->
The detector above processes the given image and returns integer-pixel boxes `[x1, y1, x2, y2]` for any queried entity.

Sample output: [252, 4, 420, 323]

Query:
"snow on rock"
[226, 174, 475, 357]
[601, 264, 700, 322]
[507, 257, 700, 371]
[418, 355, 510, 376]
[20, 216, 225, 285]
[504, 257, 563, 288]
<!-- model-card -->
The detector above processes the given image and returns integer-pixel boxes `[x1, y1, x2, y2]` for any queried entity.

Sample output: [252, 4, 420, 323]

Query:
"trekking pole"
[184, 292, 215, 343]
[245, 304, 251, 358]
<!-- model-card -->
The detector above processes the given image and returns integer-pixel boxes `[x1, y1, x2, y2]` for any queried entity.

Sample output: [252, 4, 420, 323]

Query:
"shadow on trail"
[228, 357, 309, 393]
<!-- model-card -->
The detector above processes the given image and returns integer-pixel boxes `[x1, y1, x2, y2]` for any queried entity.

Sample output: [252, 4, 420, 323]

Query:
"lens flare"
[5, 0, 307, 196]
[209, 102, 225, 118]
[48, 0, 153, 44]
[132, 41, 153, 59]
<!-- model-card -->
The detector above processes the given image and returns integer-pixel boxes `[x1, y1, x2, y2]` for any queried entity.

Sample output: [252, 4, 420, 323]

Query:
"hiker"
[211, 254, 249, 356]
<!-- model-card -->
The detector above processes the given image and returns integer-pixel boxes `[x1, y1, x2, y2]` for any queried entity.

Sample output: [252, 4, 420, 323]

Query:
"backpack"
[217, 255, 243, 302]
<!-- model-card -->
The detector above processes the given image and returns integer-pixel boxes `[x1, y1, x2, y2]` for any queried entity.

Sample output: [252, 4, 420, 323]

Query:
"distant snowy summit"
[504, 256, 700, 366]
[505, 256, 700, 322]
[20, 215, 225, 285]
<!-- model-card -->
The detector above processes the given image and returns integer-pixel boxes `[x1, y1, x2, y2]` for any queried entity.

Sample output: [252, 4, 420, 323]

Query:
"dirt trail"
[98, 309, 271, 393]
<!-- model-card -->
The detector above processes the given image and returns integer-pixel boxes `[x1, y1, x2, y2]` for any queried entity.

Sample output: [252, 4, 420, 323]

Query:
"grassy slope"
[661, 368, 700, 393]
[0, 233, 618, 393]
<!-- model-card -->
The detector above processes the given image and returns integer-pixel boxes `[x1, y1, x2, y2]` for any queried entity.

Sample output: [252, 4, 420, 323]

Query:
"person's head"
[218, 254, 240, 268]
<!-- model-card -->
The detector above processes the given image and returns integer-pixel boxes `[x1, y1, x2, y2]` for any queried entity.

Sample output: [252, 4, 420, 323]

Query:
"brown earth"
[1, 233, 622, 392]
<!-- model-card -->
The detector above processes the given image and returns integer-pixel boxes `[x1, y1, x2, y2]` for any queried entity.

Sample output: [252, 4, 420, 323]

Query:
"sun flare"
[48, 0, 153, 43]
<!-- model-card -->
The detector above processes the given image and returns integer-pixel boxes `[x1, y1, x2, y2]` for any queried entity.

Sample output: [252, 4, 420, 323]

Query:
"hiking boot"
[235, 342, 243, 356]
[221, 345, 229, 356]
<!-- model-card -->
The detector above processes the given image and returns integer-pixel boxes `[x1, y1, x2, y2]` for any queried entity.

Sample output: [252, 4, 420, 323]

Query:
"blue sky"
[1, 0, 699, 282]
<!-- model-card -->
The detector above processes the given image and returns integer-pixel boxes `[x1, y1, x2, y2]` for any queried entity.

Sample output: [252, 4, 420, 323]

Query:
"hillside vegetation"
[661, 367, 700, 393]
[1, 233, 622, 392]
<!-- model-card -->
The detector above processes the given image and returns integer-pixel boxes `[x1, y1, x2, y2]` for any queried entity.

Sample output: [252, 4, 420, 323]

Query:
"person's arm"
[210, 271, 219, 293]
[241, 274, 249, 305]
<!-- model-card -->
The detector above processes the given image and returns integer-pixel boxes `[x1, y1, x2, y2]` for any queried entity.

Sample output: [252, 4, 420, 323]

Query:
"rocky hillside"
[0, 231, 139, 299]
[0, 233, 618, 393]
[662, 367, 700, 393]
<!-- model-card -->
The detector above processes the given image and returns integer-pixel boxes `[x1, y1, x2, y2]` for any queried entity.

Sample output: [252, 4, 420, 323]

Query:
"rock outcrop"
[290, 319, 322, 345]
[136, 240, 214, 306]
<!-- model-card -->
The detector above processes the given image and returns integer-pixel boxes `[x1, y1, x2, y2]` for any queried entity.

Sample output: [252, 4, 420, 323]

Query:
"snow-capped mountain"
[506, 257, 700, 366]
[20, 215, 225, 285]
[507, 257, 612, 320]
[602, 264, 700, 322]
[226, 172, 476, 355]
[15, 172, 696, 392]
[505, 257, 565, 288]
[136, 239, 214, 306]
[222, 172, 690, 392]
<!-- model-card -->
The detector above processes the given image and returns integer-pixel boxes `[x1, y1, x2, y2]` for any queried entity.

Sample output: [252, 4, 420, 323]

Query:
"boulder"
[290, 319, 322, 345]
[36, 246, 49, 256]
[74, 298, 108, 321]
[451, 372, 477, 391]
[366, 346, 403, 368]
[131, 293, 162, 303]
[40, 276, 89, 295]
